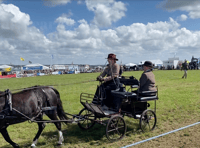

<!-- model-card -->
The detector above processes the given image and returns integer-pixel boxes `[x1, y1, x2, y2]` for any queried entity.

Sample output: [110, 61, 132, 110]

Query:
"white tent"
[52, 65, 66, 70]
[125, 63, 137, 67]
[139, 60, 163, 66]
[0, 65, 12, 69]
[163, 57, 179, 69]
[97, 66, 103, 69]
[23, 63, 50, 70]
[0, 65, 13, 71]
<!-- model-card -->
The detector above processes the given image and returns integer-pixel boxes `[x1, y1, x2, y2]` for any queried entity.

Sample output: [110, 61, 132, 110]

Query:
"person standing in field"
[182, 60, 188, 79]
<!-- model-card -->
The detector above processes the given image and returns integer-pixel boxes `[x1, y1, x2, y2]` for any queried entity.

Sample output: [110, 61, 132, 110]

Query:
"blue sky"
[0, 0, 200, 65]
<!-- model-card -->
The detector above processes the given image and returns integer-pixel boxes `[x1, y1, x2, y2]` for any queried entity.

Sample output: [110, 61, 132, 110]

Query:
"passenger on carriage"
[115, 61, 157, 113]
[138, 61, 157, 93]
[94, 53, 121, 112]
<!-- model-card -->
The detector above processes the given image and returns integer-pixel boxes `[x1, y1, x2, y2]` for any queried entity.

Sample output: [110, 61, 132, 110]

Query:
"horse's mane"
[13, 85, 53, 94]
[0, 85, 54, 96]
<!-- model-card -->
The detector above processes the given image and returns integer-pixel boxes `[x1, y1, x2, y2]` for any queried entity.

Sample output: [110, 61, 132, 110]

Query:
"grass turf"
[0, 70, 199, 148]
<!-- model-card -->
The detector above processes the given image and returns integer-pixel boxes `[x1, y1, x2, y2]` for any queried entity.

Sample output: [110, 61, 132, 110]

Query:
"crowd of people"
[15, 67, 105, 78]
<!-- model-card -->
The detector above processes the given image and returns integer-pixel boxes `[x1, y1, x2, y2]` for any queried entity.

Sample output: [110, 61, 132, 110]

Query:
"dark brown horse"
[0, 86, 69, 148]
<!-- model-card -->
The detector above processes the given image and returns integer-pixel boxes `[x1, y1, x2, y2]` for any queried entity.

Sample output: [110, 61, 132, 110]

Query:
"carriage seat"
[111, 90, 158, 102]
[111, 90, 137, 101]
[137, 90, 158, 101]
[119, 76, 139, 86]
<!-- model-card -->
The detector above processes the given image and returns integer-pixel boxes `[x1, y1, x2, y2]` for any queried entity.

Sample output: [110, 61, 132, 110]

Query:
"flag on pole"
[51, 54, 54, 59]
[20, 57, 25, 61]
[29, 61, 32, 64]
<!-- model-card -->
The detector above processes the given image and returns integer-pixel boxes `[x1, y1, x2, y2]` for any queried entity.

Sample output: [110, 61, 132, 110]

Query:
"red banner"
[0, 74, 16, 79]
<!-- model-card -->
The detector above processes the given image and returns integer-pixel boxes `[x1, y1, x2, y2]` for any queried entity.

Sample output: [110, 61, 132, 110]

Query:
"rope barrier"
[121, 121, 200, 148]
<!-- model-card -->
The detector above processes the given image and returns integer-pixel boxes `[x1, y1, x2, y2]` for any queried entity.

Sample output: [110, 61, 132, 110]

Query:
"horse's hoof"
[13, 144, 20, 148]
[31, 143, 36, 148]
[57, 143, 63, 147]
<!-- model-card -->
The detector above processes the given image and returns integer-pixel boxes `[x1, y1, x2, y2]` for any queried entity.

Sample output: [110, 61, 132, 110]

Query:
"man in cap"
[95, 53, 121, 110]
[97, 53, 120, 82]
[139, 61, 157, 92]
[182, 60, 188, 79]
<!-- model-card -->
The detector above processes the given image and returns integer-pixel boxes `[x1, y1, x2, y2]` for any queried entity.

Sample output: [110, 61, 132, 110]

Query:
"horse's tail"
[51, 87, 69, 125]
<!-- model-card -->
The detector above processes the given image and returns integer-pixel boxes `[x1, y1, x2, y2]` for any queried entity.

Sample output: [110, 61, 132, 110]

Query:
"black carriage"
[77, 76, 158, 141]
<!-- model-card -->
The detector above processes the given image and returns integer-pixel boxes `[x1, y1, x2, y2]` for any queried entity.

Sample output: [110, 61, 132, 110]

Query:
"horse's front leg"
[46, 112, 64, 145]
[58, 130, 64, 145]
[0, 127, 20, 148]
[31, 122, 46, 148]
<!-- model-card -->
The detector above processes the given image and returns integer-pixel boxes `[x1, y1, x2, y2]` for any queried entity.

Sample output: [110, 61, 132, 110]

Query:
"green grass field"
[0, 70, 200, 148]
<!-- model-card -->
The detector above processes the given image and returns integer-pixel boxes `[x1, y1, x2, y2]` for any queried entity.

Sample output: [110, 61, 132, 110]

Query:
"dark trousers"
[113, 96, 123, 112]
[94, 78, 120, 108]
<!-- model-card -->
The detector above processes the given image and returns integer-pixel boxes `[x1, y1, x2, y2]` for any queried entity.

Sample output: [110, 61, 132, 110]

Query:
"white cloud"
[77, 0, 84, 5]
[183, 5, 200, 19]
[46, 16, 200, 64]
[159, 0, 200, 19]
[0, 4, 32, 37]
[0, 4, 52, 64]
[1, 3, 200, 64]
[43, 0, 71, 6]
[55, 15, 75, 26]
[85, 0, 127, 27]
[177, 14, 188, 21]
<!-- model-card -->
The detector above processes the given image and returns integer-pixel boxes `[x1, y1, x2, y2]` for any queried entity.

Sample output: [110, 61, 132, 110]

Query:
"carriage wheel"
[140, 109, 157, 132]
[106, 115, 126, 142]
[78, 108, 96, 130]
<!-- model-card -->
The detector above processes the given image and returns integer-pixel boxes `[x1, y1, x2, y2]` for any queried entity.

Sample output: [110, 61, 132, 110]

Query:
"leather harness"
[0, 87, 56, 121]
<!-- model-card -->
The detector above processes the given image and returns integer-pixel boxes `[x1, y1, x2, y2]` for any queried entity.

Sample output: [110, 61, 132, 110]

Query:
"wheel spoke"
[107, 125, 125, 133]
[78, 108, 96, 130]
[81, 119, 86, 124]
[106, 116, 126, 141]
[140, 110, 156, 132]
[147, 122, 150, 130]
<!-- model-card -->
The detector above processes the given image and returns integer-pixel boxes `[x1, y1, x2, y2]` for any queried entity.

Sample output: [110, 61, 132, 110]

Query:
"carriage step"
[126, 114, 141, 119]
[42, 106, 57, 111]
[126, 114, 134, 118]
[92, 101, 101, 105]
[0, 115, 4, 119]
[5, 116, 18, 119]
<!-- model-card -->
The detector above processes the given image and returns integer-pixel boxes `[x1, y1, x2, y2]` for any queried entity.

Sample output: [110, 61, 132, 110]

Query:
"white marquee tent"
[0, 65, 12, 69]
[0, 65, 13, 71]
[125, 63, 137, 67]
[23, 63, 50, 70]
[139, 60, 163, 66]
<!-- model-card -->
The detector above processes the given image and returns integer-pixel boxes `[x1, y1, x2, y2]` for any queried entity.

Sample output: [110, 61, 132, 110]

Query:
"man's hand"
[97, 76, 103, 81]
